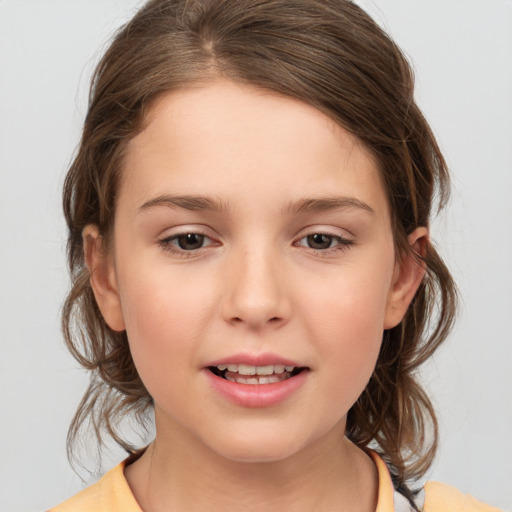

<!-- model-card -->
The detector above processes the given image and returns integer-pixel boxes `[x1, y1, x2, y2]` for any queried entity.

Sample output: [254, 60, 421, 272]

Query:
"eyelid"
[294, 233, 352, 247]
[157, 224, 216, 240]
[293, 227, 355, 255]
[157, 225, 221, 255]
[294, 225, 355, 241]
[155, 224, 354, 258]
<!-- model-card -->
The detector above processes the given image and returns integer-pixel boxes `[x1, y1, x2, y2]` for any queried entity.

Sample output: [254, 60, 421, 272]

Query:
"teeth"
[256, 365, 274, 375]
[216, 364, 296, 375]
[238, 364, 256, 375]
[225, 373, 290, 385]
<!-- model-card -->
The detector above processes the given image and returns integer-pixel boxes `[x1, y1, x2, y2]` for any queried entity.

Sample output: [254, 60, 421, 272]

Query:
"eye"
[304, 233, 336, 250]
[175, 233, 206, 250]
[159, 232, 216, 253]
[295, 232, 353, 253]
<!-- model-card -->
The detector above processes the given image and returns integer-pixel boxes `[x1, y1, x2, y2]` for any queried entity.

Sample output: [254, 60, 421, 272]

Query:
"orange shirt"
[49, 452, 503, 511]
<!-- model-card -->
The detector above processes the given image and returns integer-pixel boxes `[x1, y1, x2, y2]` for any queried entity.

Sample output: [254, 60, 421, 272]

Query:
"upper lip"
[205, 353, 304, 368]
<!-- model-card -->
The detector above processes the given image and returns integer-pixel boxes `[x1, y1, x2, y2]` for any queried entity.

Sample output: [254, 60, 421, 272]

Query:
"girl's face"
[87, 81, 425, 463]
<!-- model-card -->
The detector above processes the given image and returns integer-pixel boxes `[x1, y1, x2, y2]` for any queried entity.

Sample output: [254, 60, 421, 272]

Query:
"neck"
[125, 418, 378, 512]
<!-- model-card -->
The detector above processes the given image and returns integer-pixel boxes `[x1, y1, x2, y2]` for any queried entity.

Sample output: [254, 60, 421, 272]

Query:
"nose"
[221, 247, 291, 330]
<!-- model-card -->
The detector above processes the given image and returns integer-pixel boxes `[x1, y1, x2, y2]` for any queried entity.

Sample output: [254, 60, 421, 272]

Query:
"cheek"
[308, 303, 383, 418]
[301, 253, 394, 335]
[298, 257, 394, 394]
[312, 294, 383, 373]
[115, 263, 217, 379]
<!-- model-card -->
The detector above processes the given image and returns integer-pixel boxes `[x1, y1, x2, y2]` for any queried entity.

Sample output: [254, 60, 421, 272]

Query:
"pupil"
[178, 233, 204, 250]
[308, 234, 332, 249]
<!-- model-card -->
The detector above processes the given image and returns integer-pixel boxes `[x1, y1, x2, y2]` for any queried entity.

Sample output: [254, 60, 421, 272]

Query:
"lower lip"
[205, 369, 308, 408]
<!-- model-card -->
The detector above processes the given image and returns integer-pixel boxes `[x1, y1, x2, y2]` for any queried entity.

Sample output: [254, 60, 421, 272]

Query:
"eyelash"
[158, 231, 217, 257]
[294, 232, 354, 256]
[158, 230, 354, 257]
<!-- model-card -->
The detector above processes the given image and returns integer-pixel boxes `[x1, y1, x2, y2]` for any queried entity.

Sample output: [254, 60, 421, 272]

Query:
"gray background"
[0, 0, 511, 510]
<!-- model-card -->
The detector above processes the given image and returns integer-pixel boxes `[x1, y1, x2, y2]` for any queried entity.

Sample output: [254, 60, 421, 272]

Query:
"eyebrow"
[138, 194, 375, 216]
[138, 194, 232, 214]
[283, 196, 376, 216]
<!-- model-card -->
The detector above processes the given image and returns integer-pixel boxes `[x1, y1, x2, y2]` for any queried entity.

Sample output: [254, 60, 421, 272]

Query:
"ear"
[384, 227, 428, 329]
[82, 225, 125, 332]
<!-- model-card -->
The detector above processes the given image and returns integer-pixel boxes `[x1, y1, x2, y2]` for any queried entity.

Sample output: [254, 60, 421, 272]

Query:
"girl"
[50, 0, 501, 510]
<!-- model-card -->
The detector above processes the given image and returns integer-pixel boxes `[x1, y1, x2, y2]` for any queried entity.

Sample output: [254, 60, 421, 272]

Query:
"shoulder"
[369, 450, 502, 512]
[48, 462, 141, 512]
[423, 481, 504, 512]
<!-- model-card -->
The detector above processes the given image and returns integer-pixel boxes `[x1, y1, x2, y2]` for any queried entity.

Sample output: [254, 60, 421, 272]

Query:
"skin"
[84, 81, 427, 511]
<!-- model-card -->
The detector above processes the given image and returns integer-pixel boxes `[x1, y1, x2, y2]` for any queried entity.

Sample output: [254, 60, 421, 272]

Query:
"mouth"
[208, 364, 306, 385]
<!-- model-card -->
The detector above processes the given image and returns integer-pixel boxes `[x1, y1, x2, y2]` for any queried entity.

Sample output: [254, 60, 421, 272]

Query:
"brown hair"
[62, 0, 457, 498]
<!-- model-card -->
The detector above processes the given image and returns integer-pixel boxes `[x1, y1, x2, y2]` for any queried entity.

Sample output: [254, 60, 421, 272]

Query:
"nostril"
[230, 316, 281, 324]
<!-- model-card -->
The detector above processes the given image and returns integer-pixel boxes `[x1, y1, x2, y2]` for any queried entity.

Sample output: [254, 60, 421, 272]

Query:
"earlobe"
[383, 227, 428, 330]
[82, 225, 126, 332]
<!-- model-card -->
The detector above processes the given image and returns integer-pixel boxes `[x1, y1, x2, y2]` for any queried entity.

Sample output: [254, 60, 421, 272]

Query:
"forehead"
[120, 81, 389, 221]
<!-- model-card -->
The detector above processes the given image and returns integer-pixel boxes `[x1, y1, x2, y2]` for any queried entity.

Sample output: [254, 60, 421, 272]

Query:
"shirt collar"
[369, 451, 415, 512]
